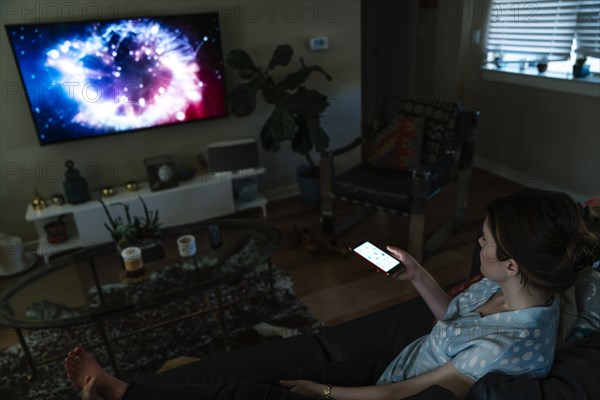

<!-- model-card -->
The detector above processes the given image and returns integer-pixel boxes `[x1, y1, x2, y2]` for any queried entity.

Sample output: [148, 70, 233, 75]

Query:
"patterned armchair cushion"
[397, 97, 461, 170]
[363, 114, 425, 171]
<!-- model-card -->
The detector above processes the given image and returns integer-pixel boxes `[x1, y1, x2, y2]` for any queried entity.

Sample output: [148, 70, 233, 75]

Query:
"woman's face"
[478, 218, 505, 281]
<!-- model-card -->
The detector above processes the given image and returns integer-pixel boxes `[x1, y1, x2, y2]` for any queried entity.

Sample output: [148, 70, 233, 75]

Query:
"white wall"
[0, 0, 362, 239]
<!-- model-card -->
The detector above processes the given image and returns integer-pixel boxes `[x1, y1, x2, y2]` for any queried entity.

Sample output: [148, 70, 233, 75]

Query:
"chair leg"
[408, 171, 428, 262]
[408, 211, 425, 263]
[422, 164, 473, 258]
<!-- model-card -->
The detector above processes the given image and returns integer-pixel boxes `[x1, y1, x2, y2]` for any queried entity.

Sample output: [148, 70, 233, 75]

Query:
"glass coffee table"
[0, 219, 280, 379]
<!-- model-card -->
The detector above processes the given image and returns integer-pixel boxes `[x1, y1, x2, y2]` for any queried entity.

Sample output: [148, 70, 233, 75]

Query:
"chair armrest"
[321, 137, 363, 160]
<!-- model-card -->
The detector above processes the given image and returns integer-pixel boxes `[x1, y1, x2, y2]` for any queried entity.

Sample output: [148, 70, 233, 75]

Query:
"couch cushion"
[331, 163, 448, 213]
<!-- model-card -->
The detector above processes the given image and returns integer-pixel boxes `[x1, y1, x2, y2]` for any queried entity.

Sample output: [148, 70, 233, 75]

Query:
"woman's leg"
[119, 358, 392, 400]
[65, 347, 314, 400]
[259, 357, 393, 386]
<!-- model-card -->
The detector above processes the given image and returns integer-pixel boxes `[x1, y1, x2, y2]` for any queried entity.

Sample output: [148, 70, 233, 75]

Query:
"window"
[486, 0, 600, 75]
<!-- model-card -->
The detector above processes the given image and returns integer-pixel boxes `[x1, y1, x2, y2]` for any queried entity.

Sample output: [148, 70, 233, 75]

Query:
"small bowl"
[125, 181, 138, 192]
[101, 186, 115, 197]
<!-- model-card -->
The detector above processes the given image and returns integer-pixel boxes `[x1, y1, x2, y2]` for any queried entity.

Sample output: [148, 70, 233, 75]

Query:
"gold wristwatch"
[323, 384, 332, 399]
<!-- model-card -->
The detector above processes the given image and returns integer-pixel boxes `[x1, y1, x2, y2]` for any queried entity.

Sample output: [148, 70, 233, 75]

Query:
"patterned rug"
[0, 265, 322, 400]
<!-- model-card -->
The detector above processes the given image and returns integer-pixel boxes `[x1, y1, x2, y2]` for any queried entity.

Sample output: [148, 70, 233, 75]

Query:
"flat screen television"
[6, 12, 228, 145]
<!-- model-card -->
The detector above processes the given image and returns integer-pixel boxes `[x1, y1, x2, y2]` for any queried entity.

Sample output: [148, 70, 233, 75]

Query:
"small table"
[0, 219, 280, 379]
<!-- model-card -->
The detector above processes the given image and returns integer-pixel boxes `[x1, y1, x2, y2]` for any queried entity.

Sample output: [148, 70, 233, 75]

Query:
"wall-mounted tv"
[6, 12, 228, 145]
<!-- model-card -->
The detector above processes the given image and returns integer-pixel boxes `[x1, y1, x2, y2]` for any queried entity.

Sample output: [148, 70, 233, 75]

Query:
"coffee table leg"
[268, 258, 274, 298]
[14, 326, 37, 381]
[97, 321, 121, 377]
[214, 287, 229, 351]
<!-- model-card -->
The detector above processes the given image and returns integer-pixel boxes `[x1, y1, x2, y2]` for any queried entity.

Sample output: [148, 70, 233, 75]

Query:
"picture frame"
[144, 155, 178, 192]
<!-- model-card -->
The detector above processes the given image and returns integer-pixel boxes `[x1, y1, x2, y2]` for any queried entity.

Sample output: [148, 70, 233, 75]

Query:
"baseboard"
[474, 157, 590, 202]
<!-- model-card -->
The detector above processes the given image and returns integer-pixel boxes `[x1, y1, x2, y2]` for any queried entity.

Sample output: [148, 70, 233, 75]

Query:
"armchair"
[320, 96, 479, 261]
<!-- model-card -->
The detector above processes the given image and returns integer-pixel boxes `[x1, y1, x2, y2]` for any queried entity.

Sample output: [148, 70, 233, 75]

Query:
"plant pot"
[297, 165, 321, 205]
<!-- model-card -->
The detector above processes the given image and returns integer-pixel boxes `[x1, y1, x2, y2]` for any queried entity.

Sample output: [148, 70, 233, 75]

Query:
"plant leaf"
[306, 115, 329, 152]
[270, 107, 297, 140]
[227, 49, 259, 72]
[291, 116, 312, 156]
[261, 77, 284, 105]
[268, 45, 293, 70]
[239, 69, 256, 80]
[277, 62, 332, 91]
[228, 82, 259, 117]
[260, 117, 281, 153]
[286, 87, 329, 115]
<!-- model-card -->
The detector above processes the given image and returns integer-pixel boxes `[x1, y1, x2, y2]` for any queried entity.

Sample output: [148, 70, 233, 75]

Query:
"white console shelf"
[25, 168, 267, 262]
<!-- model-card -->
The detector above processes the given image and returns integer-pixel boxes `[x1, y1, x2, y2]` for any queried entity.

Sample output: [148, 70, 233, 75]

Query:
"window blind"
[487, 0, 580, 61]
[575, 0, 600, 58]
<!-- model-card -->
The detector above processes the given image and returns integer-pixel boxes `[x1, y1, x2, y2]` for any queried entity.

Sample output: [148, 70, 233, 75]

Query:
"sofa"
[148, 240, 600, 399]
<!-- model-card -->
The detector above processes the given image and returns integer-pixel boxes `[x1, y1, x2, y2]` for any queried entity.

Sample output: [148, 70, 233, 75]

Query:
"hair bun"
[566, 228, 598, 272]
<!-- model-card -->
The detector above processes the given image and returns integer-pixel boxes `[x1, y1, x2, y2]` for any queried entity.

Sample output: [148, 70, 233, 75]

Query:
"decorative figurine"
[125, 181, 138, 191]
[63, 160, 90, 204]
[31, 188, 46, 211]
[101, 186, 115, 197]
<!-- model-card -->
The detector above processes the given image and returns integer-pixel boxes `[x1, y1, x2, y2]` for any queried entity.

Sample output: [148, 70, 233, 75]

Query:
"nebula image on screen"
[6, 13, 228, 145]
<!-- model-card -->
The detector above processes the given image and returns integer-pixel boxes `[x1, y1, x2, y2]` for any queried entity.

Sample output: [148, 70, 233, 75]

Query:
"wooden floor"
[259, 167, 523, 326]
[0, 168, 523, 350]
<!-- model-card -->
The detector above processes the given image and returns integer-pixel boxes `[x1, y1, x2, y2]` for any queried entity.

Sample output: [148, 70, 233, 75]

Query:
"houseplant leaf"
[286, 87, 329, 115]
[306, 115, 329, 152]
[260, 117, 281, 153]
[270, 107, 297, 140]
[229, 82, 259, 117]
[268, 45, 293, 70]
[291, 117, 312, 156]
[277, 60, 333, 92]
[261, 77, 285, 105]
[226, 49, 259, 73]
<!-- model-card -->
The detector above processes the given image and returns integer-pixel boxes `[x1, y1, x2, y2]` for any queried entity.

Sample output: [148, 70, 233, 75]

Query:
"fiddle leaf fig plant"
[227, 44, 332, 169]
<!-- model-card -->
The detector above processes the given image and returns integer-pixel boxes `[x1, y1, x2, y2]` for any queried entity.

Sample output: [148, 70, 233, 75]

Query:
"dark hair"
[486, 188, 598, 295]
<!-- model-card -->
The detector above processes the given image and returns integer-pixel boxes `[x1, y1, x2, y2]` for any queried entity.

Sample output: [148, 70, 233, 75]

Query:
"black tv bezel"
[5, 11, 229, 147]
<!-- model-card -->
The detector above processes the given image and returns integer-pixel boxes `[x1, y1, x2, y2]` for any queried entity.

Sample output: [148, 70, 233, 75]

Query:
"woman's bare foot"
[64, 346, 128, 400]
[81, 376, 104, 400]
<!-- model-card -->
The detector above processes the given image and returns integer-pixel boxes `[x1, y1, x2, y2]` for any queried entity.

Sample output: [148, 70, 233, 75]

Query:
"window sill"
[481, 65, 600, 98]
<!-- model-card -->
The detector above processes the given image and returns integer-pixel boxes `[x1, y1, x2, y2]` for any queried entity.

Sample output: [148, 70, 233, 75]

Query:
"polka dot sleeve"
[450, 323, 557, 381]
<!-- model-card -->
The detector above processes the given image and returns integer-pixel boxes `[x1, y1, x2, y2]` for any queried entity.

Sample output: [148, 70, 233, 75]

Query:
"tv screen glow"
[6, 13, 228, 145]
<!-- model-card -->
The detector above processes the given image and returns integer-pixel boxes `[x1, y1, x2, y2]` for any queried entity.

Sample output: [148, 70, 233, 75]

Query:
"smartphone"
[350, 241, 404, 275]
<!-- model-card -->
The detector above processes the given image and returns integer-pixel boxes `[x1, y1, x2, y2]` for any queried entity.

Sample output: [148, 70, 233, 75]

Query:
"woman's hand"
[279, 380, 327, 399]
[386, 246, 423, 282]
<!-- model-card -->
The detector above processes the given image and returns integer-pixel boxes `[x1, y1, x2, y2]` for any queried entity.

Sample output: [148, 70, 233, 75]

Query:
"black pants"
[123, 358, 390, 400]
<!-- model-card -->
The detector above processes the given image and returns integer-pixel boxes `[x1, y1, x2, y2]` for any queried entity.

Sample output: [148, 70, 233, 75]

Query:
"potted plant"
[99, 196, 165, 262]
[226, 44, 333, 204]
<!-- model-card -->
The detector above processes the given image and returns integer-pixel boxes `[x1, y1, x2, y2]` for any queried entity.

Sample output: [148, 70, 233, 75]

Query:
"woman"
[65, 189, 598, 400]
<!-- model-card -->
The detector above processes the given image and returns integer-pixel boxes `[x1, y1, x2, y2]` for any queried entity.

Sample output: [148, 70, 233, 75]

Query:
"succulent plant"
[99, 197, 161, 246]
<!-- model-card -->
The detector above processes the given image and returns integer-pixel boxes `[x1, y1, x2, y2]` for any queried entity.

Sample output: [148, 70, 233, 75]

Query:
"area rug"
[0, 265, 322, 400]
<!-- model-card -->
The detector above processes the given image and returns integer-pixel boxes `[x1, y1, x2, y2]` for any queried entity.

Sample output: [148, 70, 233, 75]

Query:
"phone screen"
[353, 241, 400, 273]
